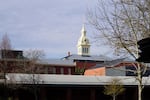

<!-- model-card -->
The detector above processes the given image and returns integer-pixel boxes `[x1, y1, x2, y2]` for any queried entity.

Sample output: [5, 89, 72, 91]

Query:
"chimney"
[68, 52, 71, 56]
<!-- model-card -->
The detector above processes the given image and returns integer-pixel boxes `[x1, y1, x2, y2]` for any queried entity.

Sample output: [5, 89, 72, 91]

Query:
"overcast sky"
[0, 0, 112, 58]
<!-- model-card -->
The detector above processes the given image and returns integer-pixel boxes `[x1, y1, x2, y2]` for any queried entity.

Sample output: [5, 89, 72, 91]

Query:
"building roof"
[90, 58, 135, 69]
[63, 54, 112, 62]
[5, 73, 150, 86]
[37, 59, 75, 66]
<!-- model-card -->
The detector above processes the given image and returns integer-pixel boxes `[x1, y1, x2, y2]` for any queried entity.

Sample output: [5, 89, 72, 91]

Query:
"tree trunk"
[113, 95, 116, 100]
[138, 85, 142, 100]
[137, 64, 142, 100]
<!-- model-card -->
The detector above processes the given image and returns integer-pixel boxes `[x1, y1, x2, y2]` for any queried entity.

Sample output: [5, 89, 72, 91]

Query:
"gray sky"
[0, 0, 112, 58]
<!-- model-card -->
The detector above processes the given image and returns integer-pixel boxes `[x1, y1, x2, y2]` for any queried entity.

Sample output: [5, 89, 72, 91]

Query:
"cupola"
[77, 25, 90, 56]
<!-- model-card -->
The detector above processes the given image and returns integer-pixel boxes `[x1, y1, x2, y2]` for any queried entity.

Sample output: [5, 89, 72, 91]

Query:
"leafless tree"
[0, 33, 13, 82]
[0, 33, 12, 99]
[24, 49, 45, 100]
[88, 0, 150, 100]
[0, 33, 12, 50]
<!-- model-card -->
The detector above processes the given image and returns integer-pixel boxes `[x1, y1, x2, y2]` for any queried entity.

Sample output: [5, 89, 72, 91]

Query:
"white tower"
[77, 25, 90, 56]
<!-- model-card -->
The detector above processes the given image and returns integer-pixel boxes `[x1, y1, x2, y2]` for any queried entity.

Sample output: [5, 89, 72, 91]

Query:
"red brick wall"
[84, 67, 106, 76]
[76, 61, 96, 69]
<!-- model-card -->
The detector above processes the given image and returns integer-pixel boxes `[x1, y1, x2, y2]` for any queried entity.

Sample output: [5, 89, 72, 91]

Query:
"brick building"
[63, 54, 111, 74]
[0, 50, 75, 75]
[84, 58, 150, 76]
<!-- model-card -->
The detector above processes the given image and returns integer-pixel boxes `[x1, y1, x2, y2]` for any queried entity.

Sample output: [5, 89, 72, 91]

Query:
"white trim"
[5, 73, 150, 86]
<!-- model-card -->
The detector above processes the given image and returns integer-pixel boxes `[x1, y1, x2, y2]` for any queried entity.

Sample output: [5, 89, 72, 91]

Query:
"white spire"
[77, 24, 90, 56]
[81, 24, 86, 36]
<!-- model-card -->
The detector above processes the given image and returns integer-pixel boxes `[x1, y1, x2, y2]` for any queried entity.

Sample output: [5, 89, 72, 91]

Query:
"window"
[82, 48, 85, 53]
[68, 68, 71, 75]
[60, 68, 64, 74]
[53, 67, 56, 74]
[86, 48, 88, 53]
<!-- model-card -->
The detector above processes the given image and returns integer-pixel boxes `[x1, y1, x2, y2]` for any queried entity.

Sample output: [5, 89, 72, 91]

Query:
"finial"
[82, 15, 86, 31]
[82, 24, 85, 32]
